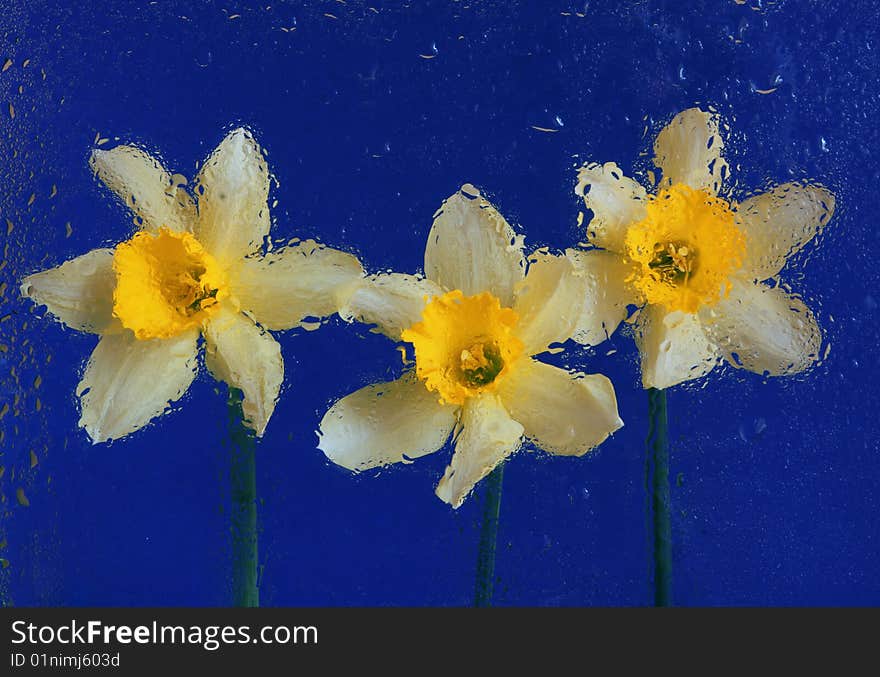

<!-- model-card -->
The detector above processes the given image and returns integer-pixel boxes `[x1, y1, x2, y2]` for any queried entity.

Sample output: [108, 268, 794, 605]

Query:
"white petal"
[513, 251, 587, 355]
[20, 249, 120, 334]
[699, 279, 822, 376]
[653, 108, 727, 194]
[338, 273, 443, 340]
[204, 306, 283, 436]
[435, 393, 523, 509]
[424, 184, 525, 305]
[232, 240, 363, 331]
[737, 183, 835, 280]
[635, 305, 719, 389]
[566, 248, 638, 347]
[90, 145, 195, 233]
[574, 161, 648, 253]
[77, 329, 199, 443]
[318, 371, 458, 471]
[498, 359, 622, 456]
[195, 128, 271, 263]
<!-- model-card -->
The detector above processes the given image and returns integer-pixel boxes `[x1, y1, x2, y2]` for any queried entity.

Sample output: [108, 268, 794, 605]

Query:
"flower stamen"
[649, 240, 699, 286]
[459, 340, 505, 387]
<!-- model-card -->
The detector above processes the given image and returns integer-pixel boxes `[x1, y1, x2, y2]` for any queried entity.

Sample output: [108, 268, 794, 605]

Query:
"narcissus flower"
[569, 107, 835, 389]
[21, 128, 362, 442]
[318, 185, 623, 508]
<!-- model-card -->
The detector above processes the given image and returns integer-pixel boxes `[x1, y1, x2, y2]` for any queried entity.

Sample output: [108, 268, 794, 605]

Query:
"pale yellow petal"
[574, 161, 647, 252]
[424, 184, 525, 305]
[77, 329, 199, 443]
[565, 248, 639, 346]
[498, 359, 622, 456]
[90, 145, 195, 233]
[635, 305, 719, 389]
[195, 128, 270, 263]
[513, 251, 587, 355]
[654, 108, 727, 194]
[232, 240, 363, 331]
[21, 249, 120, 334]
[204, 306, 283, 436]
[435, 393, 523, 509]
[737, 183, 835, 280]
[699, 279, 822, 376]
[318, 371, 458, 471]
[338, 273, 443, 340]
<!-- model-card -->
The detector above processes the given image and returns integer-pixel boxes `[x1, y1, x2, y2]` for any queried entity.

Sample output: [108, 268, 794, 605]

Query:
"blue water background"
[0, 0, 877, 605]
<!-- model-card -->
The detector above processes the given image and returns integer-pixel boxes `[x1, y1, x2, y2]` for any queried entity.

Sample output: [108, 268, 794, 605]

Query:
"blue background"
[0, 0, 877, 606]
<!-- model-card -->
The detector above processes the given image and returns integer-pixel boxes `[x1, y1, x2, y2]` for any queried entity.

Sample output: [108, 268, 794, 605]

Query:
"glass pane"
[2, 1, 873, 606]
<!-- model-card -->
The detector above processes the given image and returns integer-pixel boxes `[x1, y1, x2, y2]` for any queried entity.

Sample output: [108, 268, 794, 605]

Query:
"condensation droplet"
[300, 319, 322, 331]
[420, 42, 439, 59]
[16, 488, 29, 507]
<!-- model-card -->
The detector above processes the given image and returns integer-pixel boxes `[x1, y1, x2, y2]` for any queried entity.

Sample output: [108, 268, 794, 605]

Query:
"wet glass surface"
[1, 0, 877, 606]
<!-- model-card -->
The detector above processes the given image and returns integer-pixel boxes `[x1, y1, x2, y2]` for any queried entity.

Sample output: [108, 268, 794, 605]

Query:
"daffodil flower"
[318, 184, 623, 508]
[21, 128, 363, 442]
[569, 107, 835, 389]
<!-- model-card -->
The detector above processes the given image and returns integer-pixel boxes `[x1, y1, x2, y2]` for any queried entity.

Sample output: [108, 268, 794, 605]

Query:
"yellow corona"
[624, 183, 745, 314]
[401, 290, 525, 405]
[112, 227, 229, 340]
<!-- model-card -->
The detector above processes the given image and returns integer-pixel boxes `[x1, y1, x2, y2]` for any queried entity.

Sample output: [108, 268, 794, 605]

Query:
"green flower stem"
[474, 463, 504, 607]
[646, 387, 672, 607]
[228, 389, 259, 608]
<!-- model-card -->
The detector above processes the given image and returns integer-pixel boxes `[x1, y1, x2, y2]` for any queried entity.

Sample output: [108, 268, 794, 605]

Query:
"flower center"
[459, 341, 505, 387]
[400, 290, 524, 405]
[624, 183, 745, 314]
[649, 240, 698, 285]
[112, 227, 228, 340]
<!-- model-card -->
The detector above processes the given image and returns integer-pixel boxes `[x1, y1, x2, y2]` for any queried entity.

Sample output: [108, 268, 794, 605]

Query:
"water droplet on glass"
[196, 48, 213, 68]
[420, 42, 439, 59]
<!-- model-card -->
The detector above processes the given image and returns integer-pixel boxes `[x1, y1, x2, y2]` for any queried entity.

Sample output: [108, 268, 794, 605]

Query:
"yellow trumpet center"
[400, 290, 524, 406]
[112, 227, 228, 340]
[624, 183, 745, 314]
